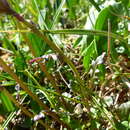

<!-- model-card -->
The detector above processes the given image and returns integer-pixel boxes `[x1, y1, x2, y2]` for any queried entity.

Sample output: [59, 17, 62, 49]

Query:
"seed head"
[0, 0, 15, 14]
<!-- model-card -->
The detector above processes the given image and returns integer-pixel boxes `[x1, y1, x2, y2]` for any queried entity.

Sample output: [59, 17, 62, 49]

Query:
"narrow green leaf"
[83, 40, 97, 71]
[0, 91, 15, 112]
[51, 0, 66, 29]
[27, 33, 46, 57]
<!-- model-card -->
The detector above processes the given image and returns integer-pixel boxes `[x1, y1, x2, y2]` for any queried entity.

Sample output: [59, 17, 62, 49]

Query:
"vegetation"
[0, 0, 130, 129]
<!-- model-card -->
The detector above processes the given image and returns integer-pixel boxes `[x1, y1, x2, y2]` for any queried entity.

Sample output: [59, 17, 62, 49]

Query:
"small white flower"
[74, 104, 83, 115]
[62, 92, 72, 98]
[33, 112, 45, 121]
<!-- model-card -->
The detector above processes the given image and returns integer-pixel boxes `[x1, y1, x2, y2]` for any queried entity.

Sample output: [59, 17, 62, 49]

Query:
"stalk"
[2, 88, 55, 130]
[0, 58, 70, 128]
[88, 0, 101, 12]
[12, 12, 82, 83]
[12, 12, 85, 98]
[0, 29, 125, 42]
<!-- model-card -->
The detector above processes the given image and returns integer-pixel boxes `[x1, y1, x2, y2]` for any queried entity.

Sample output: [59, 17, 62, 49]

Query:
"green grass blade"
[51, 0, 66, 29]
[0, 91, 15, 112]
[48, 29, 125, 42]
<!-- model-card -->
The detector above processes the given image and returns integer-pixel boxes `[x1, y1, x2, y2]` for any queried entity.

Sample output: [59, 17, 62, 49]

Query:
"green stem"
[47, 29, 124, 42]
[0, 58, 69, 128]
[92, 96, 118, 130]
[17, 20, 70, 111]
[89, 0, 101, 12]
[3, 88, 54, 130]
[13, 13, 85, 98]
[0, 58, 47, 109]
[14, 13, 80, 77]
[24, 69, 56, 109]
[0, 29, 125, 42]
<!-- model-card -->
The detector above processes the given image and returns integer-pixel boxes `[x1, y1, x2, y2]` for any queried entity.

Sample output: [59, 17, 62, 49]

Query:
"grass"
[0, 0, 130, 129]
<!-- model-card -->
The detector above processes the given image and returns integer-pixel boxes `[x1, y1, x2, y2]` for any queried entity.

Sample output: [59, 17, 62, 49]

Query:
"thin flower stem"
[0, 29, 125, 42]
[89, 0, 101, 12]
[0, 58, 70, 128]
[16, 21, 70, 111]
[13, 13, 80, 78]
[2, 88, 55, 130]
[39, 63, 71, 110]
[12, 12, 86, 99]
[107, 19, 111, 62]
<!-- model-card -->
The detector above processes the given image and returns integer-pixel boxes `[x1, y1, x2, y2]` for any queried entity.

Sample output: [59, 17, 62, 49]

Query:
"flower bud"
[0, 0, 15, 14]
